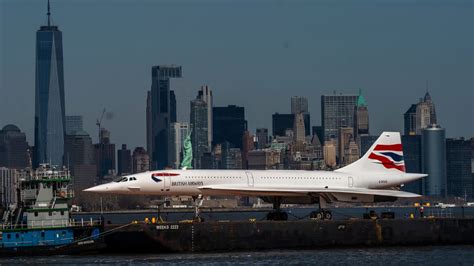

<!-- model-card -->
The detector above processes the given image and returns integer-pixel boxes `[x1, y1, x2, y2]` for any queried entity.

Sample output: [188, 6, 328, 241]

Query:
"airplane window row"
[185, 176, 241, 179]
[260, 176, 341, 180]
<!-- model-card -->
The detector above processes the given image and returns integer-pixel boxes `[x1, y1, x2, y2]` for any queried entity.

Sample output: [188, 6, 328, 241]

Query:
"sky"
[1, 0, 473, 149]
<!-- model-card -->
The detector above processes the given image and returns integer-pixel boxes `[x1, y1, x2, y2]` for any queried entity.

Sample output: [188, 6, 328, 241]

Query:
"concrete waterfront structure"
[421, 124, 446, 197]
[190, 98, 209, 169]
[213, 105, 247, 149]
[169, 122, 190, 169]
[34, 2, 66, 167]
[321, 93, 357, 142]
[149, 65, 182, 170]
[446, 138, 472, 199]
[117, 144, 132, 175]
[0, 125, 30, 169]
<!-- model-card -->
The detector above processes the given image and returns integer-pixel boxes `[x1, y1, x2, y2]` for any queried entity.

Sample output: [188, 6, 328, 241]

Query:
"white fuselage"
[89, 169, 406, 196]
[85, 132, 426, 204]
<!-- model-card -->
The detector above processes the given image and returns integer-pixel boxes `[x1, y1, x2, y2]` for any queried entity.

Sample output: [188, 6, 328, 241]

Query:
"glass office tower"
[34, 7, 66, 167]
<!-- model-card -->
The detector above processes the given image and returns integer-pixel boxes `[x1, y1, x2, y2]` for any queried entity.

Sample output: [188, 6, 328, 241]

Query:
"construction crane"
[96, 108, 106, 142]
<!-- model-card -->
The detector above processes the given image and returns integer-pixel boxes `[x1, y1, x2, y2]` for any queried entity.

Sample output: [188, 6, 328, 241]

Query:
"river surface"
[2, 246, 473, 265]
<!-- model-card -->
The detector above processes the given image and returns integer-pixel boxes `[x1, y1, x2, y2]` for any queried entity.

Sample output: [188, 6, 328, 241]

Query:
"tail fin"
[336, 132, 406, 173]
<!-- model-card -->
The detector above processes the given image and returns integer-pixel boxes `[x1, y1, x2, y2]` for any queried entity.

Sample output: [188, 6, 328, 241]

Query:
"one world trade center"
[34, 1, 66, 167]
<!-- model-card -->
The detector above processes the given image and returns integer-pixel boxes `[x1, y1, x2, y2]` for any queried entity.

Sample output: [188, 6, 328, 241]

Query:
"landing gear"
[310, 196, 332, 220]
[310, 209, 332, 220]
[192, 194, 204, 222]
[266, 197, 288, 221]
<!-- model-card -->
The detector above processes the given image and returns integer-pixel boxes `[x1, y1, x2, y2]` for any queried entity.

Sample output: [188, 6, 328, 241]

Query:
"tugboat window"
[34, 211, 38, 217]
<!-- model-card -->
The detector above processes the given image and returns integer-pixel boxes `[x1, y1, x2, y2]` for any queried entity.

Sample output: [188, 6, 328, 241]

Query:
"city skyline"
[1, 0, 473, 149]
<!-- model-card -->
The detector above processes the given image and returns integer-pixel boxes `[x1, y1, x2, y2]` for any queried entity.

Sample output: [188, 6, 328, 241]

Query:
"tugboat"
[0, 164, 105, 256]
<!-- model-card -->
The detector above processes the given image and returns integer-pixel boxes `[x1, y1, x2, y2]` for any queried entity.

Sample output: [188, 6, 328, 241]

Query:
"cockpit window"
[129, 177, 137, 181]
[114, 177, 128, 183]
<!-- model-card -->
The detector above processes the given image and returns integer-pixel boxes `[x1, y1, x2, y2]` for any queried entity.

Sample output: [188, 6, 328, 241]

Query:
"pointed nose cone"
[83, 184, 108, 193]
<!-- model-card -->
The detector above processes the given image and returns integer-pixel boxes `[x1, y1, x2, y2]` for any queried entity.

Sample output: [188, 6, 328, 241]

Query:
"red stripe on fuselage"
[152, 173, 180, 177]
[373, 144, 403, 152]
[368, 153, 406, 172]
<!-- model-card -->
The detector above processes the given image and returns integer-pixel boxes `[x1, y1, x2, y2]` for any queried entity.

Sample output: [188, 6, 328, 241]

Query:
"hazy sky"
[1, 0, 473, 149]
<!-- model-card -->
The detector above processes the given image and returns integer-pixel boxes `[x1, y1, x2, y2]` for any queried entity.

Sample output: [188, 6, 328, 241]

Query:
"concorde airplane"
[84, 132, 426, 220]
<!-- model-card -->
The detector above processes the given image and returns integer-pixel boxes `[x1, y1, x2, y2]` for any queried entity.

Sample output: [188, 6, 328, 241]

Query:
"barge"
[103, 218, 474, 253]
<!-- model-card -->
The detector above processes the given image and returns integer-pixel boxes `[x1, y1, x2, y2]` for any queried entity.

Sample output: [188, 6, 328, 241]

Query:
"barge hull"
[104, 218, 474, 253]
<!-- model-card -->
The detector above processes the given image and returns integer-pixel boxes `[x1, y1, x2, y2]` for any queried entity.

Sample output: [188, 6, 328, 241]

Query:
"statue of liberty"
[180, 131, 193, 169]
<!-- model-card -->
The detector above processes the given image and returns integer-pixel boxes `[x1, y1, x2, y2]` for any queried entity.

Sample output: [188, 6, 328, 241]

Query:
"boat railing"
[1, 218, 102, 230]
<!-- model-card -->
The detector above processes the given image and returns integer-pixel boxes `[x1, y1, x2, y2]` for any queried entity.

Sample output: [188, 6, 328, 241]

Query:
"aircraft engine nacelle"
[331, 193, 397, 203]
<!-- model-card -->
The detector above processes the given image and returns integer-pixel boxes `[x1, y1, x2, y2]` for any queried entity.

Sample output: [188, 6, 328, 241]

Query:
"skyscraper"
[198, 86, 213, 150]
[291, 96, 309, 114]
[34, 1, 66, 167]
[242, 130, 255, 169]
[169, 122, 190, 169]
[190, 98, 209, 169]
[117, 144, 132, 175]
[354, 90, 369, 140]
[256, 128, 269, 149]
[402, 135, 422, 194]
[421, 124, 446, 197]
[64, 130, 96, 193]
[446, 138, 472, 199]
[403, 104, 417, 136]
[321, 94, 357, 141]
[338, 127, 354, 165]
[272, 113, 310, 137]
[132, 147, 150, 173]
[213, 105, 247, 149]
[94, 128, 116, 179]
[293, 113, 305, 143]
[415, 92, 437, 135]
[416, 101, 431, 135]
[146, 91, 152, 157]
[0, 125, 30, 169]
[65, 116, 83, 135]
[149, 65, 182, 170]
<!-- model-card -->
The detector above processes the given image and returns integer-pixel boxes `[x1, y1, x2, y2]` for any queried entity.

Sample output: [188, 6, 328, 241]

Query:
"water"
[2, 246, 473, 265]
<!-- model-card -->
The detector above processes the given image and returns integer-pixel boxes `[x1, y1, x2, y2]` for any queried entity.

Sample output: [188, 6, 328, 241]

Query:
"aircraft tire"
[324, 211, 332, 220]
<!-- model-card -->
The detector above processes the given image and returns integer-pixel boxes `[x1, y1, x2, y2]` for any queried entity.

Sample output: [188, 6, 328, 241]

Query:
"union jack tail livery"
[336, 132, 406, 174]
